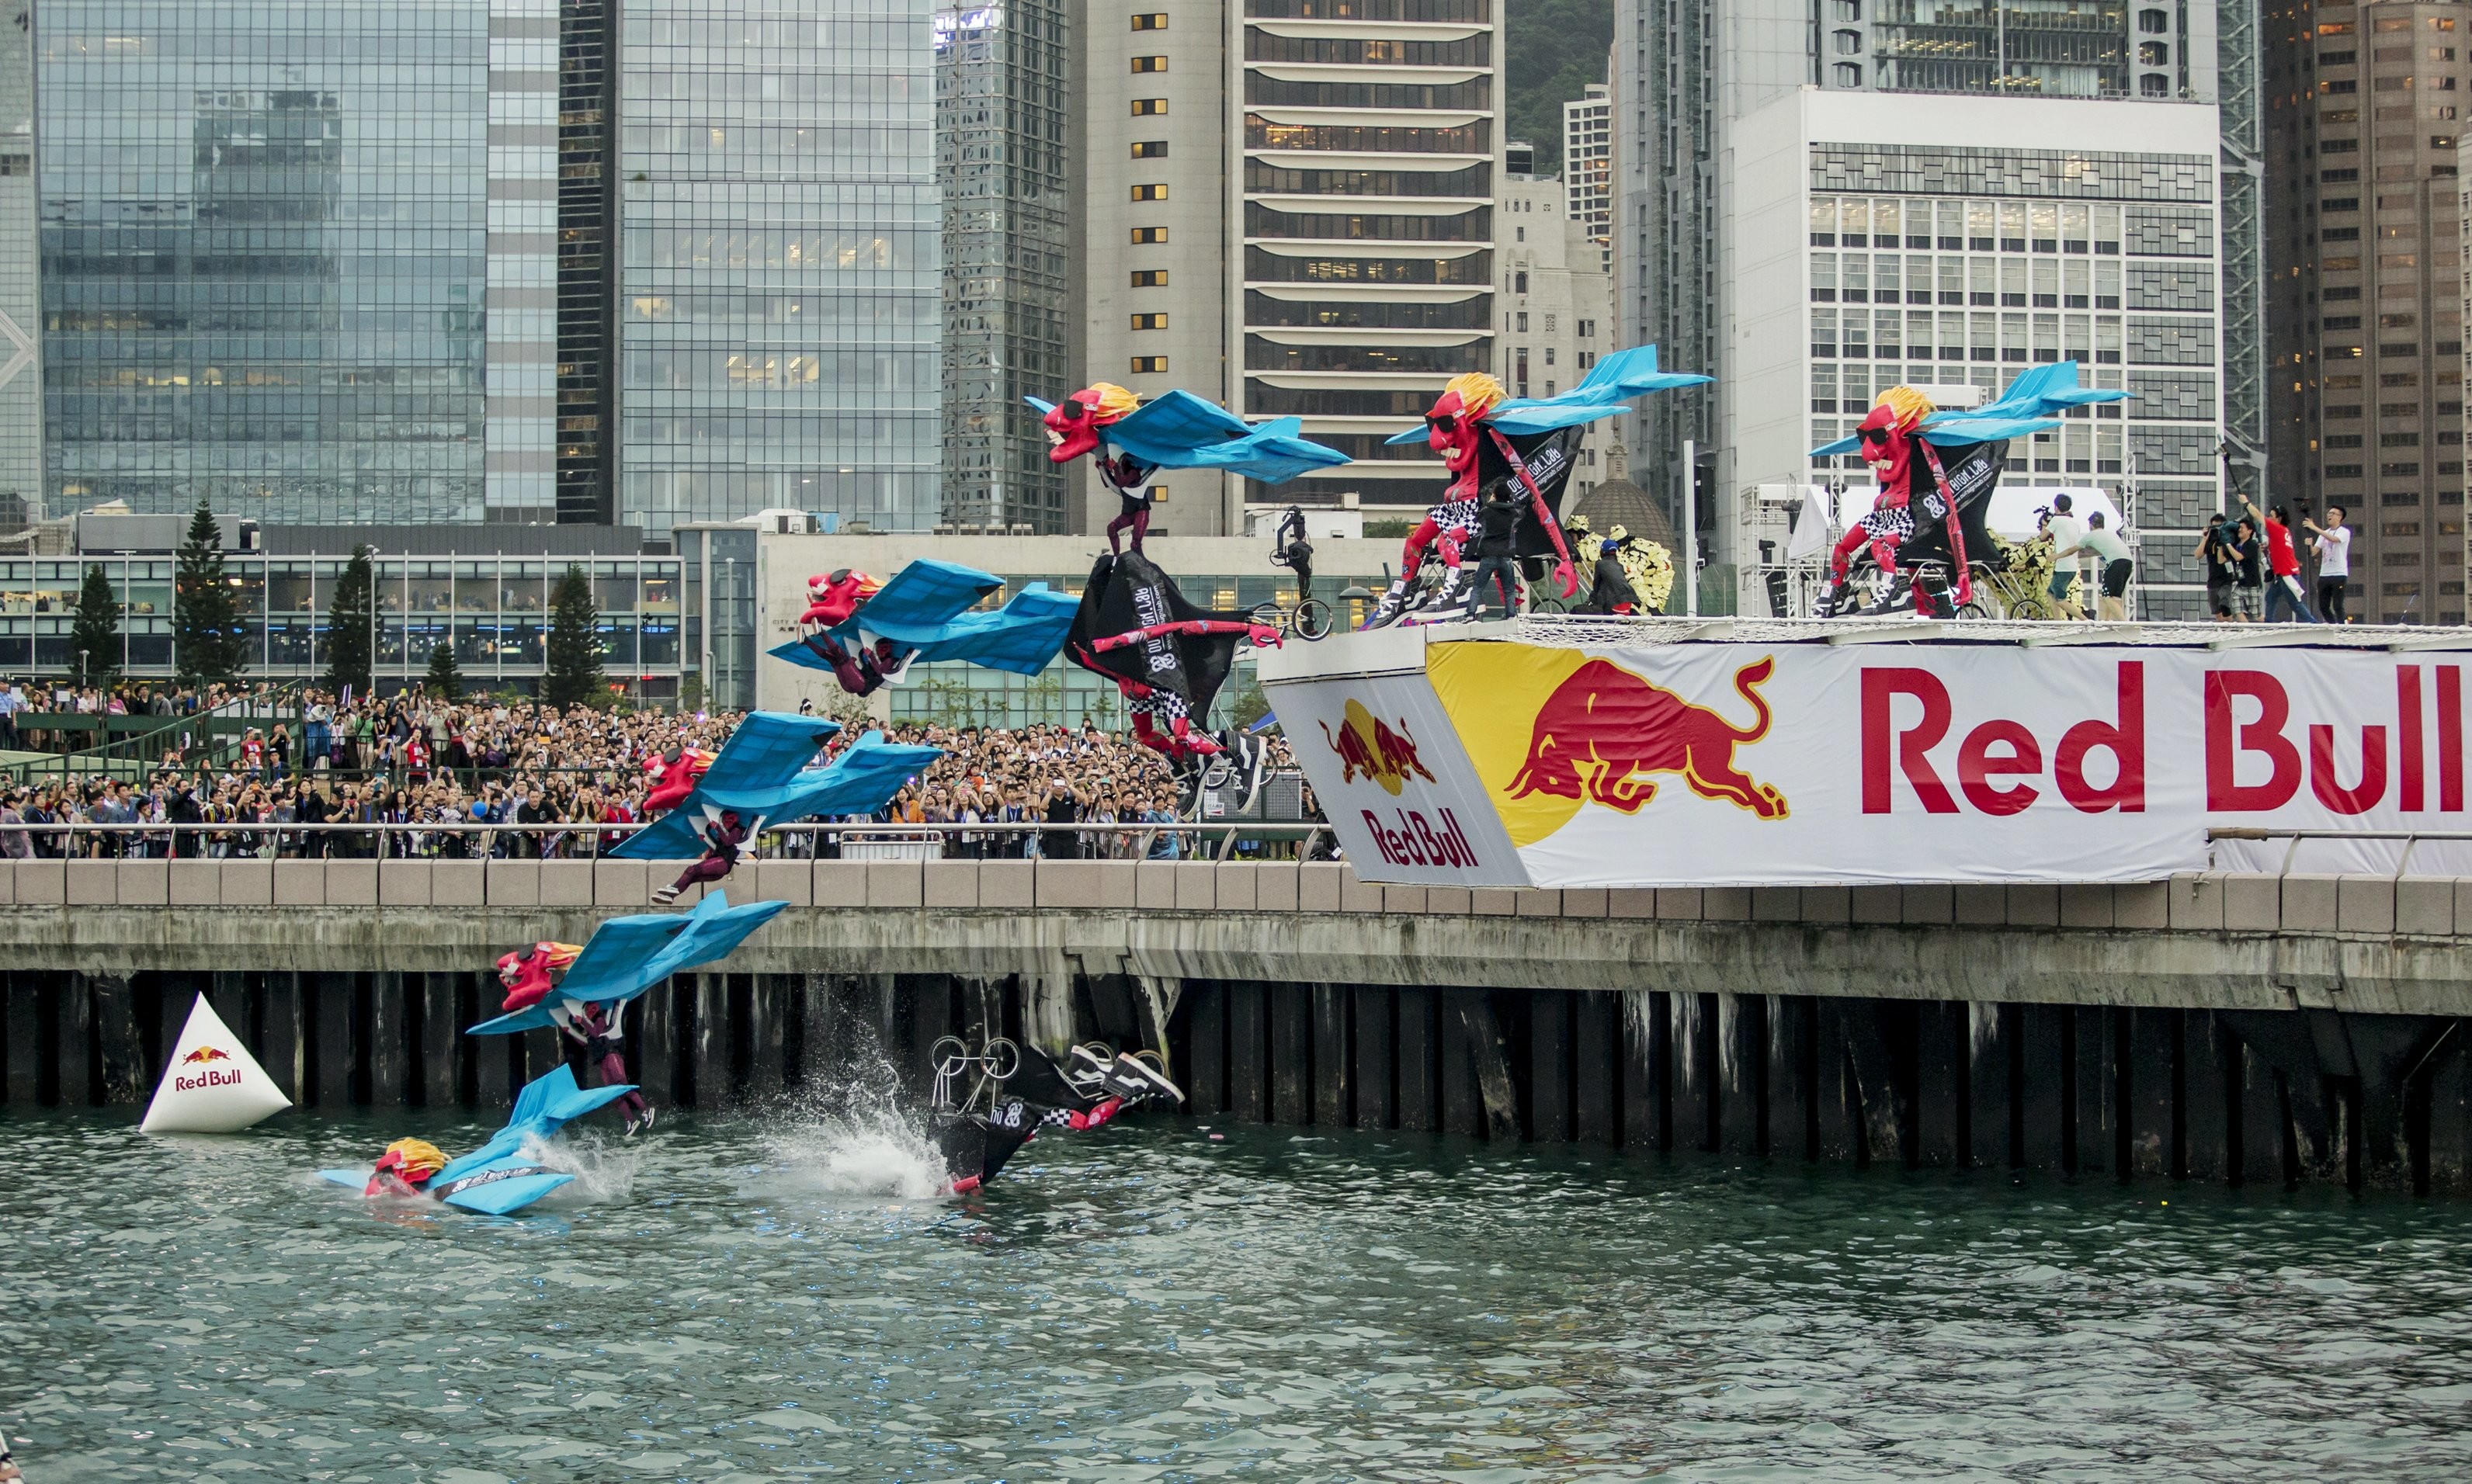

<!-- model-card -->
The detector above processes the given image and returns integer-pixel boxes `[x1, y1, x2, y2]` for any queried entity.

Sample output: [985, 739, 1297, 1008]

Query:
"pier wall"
[5, 858, 2470, 1193]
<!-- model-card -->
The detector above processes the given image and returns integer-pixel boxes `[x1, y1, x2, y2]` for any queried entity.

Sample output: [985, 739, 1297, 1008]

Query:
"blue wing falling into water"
[464, 889, 790, 1035]
[613, 728, 941, 860]
[316, 1065, 636, 1214]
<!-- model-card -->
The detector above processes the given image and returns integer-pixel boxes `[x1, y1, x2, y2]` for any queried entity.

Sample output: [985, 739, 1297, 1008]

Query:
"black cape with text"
[1067, 550, 1251, 715]
[1474, 422, 1587, 561]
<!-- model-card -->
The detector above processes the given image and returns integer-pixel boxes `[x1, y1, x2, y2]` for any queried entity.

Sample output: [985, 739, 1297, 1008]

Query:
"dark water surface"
[5, 1108, 2472, 1482]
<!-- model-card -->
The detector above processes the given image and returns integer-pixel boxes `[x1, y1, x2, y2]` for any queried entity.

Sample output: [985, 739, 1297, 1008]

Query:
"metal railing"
[3, 685, 306, 785]
[0, 818, 1334, 865]
[2206, 827, 2472, 880]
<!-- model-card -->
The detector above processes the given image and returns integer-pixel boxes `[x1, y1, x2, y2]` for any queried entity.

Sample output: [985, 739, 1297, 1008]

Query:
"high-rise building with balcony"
[937, 1, 1072, 533]
[1078, 0, 1501, 535]
[0, 14, 39, 518]
[1614, 1, 2263, 619]
[1564, 78, 1612, 274]
[2269, 5, 2470, 625]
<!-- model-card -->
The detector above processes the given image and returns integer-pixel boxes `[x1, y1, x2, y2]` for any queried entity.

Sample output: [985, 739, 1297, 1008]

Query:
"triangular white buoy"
[140, 993, 293, 1133]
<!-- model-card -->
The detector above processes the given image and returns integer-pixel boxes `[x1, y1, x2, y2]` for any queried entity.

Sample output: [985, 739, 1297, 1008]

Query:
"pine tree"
[71, 563, 122, 685]
[424, 638, 464, 701]
[172, 501, 243, 685]
[543, 563, 606, 708]
[322, 544, 375, 697]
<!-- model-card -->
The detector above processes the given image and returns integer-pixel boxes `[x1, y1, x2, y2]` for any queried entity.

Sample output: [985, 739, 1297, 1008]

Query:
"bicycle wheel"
[1529, 594, 1571, 616]
[1292, 598, 1331, 640]
[1249, 602, 1283, 630]
[2008, 597, 2057, 622]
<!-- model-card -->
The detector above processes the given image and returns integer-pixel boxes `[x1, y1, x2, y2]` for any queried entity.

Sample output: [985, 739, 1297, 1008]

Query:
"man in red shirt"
[2242, 498, 2321, 623]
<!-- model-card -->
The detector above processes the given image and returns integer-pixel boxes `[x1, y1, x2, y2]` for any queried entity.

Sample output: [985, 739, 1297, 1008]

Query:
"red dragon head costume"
[1043, 382, 1141, 465]
[641, 746, 714, 815]
[495, 941, 582, 1014]
[1854, 385, 1932, 499]
[799, 567, 881, 629]
[1425, 372, 1504, 497]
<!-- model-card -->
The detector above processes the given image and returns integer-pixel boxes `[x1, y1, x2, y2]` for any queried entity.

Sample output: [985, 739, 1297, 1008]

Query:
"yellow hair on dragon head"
[383, 1137, 448, 1182]
[1079, 382, 1142, 423]
[1870, 384, 1936, 431]
[1443, 371, 1506, 419]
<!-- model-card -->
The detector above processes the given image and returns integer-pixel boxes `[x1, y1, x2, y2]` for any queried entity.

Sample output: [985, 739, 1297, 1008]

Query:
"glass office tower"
[34, 2, 491, 524]
[616, 0, 942, 533]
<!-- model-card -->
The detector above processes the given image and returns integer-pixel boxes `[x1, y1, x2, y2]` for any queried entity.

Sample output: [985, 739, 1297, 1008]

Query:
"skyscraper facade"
[0, 13, 39, 518]
[1078, 0, 1502, 534]
[1564, 78, 1612, 273]
[1614, 0, 2262, 618]
[614, 0, 941, 534]
[936, 1, 1071, 533]
[2269, 5, 2470, 625]
[35, 1, 493, 525]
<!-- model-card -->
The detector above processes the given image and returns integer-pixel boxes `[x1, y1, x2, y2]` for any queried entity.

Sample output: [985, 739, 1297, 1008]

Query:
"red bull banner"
[1268, 634, 2472, 887]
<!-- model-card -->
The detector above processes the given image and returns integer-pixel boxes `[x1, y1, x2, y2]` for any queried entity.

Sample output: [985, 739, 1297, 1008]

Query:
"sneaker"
[624, 1115, 642, 1137]
[1860, 573, 1912, 617]
[1238, 733, 1267, 812]
[1433, 566, 1466, 610]
[650, 884, 681, 905]
[1115, 1052, 1186, 1104]
[641, 1104, 658, 1131]
[1363, 577, 1409, 630]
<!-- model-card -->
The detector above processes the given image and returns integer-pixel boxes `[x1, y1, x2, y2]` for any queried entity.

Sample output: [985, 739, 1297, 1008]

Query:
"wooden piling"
[693, 974, 727, 1109]
[1186, 980, 1227, 1117]
[1670, 991, 1711, 1153]
[1530, 989, 1571, 1143]
[2074, 1005, 2118, 1178]
[2017, 1003, 2066, 1170]
[3, 973, 33, 1107]
[1914, 1001, 1964, 1167]
[1269, 982, 1311, 1125]
[1228, 981, 1267, 1123]
[2124, 1007, 2175, 1179]
[748, 974, 785, 1105]
[1312, 983, 1349, 1129]
[1572, 990, 1619, 1146]
[2182, 1011, 2232, 1184]
[1395, 985, 1436, 1132]
[1767, 995, 1811, 1162]
[1718, 993, 1765, 1157]
[1967, 1002, 2011, 1169]
[1352, 985, 1394, 1130]
[370, 973, 407, 1111]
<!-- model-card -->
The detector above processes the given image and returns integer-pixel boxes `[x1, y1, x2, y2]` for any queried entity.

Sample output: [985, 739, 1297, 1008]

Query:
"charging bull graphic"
[1505, 657, 1789, 819]
[182, 1046, 233, 1066]
[1321, 699, 1437, 797]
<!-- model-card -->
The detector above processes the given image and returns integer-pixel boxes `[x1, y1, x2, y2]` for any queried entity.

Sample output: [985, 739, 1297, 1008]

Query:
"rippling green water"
[7, 1106, 2472, 1482]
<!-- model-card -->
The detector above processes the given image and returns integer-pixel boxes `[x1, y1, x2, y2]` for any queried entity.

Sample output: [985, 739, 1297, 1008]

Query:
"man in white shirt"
[2306, 505, 2352, 622]
[2040, 494, 2088, 614]
[0, 680, 19, 751]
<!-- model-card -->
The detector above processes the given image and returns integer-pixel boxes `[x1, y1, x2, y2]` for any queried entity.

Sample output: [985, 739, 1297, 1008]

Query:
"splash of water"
[519, 1131, 641, 1204]
[760, 1058, 952, 1201]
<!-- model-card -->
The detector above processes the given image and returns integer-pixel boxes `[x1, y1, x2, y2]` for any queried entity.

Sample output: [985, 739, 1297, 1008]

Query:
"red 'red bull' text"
[1861, 662, 2145, 815]
[2206, 665, 2465, 814]
[1360, 807, 1480, 869]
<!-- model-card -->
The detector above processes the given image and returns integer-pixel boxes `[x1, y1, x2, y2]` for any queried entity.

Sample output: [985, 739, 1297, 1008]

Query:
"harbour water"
[5, 1106, 2472, 1481]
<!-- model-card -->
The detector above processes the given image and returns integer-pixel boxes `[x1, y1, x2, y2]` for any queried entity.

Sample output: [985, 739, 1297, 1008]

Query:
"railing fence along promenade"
[7, 823, 2472, 1196]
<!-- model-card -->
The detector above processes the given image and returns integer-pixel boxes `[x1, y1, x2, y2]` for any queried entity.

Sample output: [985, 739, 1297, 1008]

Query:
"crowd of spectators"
[0, 683, 1315, 862]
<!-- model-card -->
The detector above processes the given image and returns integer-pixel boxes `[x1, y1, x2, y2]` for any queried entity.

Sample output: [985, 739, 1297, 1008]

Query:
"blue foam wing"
[1383, 345, 1711, 445]
[321, 1065, 633, 1215]
[611, 711, 845, 859]
[716, 732, 943, 823]
[1025, 390, 1351, 484]
[769, 560, 1077, 678]
[616, 732, 943, 858]
[1811, 360, 2132, 454]
[466, 892, 790, 1035]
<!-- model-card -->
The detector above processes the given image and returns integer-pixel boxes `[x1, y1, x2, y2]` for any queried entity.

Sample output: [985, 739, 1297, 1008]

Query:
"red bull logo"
[1506, 657, 1788, 820]
[181, 1045, 233, 1066]
[1319, 699, 1436, 797]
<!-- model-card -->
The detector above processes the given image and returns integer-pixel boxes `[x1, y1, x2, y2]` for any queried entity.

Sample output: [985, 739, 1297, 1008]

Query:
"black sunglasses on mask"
[1425, 413, 1460, 433]
[1859, 426, 1891, 446]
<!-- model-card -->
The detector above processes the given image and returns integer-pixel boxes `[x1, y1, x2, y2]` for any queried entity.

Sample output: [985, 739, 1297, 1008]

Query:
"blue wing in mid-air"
[614, 729, 942, 859]
[1383, 345, 1712, 446]
[316, 1065, 634, 1214]
[610, 710, 845, 859]
[1024, 389, 1351, 484]
[766, 559, 1078, 678]
[464, 889, 790, 1035]
[1810, 360, 2133, 455]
